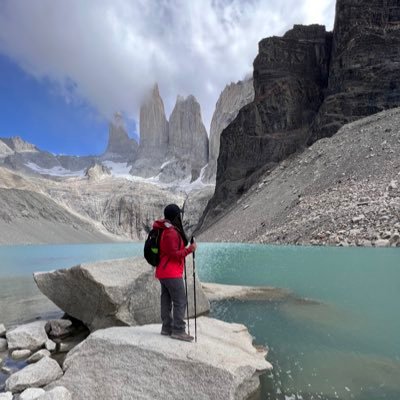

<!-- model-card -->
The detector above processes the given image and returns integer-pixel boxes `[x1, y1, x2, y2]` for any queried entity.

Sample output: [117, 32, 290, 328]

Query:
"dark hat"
[164, 204, 182, 221]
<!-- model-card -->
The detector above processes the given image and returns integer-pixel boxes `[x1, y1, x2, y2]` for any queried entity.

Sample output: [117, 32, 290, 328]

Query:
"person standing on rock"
[152, 203, 197, 342]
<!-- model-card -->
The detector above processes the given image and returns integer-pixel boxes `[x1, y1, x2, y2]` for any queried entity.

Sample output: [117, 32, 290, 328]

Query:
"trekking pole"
[184, 259, 190, 335]
[191, 237, 197, 342]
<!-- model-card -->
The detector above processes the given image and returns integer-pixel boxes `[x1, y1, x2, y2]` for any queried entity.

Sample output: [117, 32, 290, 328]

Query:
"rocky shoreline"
[0, 258, 274, 400]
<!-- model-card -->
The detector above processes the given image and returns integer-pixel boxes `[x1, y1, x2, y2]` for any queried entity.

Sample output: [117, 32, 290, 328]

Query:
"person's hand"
[191, 242, 197, 252]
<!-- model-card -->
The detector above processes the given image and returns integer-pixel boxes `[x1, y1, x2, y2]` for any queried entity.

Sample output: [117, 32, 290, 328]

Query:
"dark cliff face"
[198, 25, 332, 231]
[198, 1, 400, 233]
[309, 0, 400, 142]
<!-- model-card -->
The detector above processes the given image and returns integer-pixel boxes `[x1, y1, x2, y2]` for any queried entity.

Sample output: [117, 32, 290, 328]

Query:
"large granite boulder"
[104, 112, 138, 159]
[198, 25, 332, 231]
[34, 257, 210, 331]
[47, 317, 272, 400]
[309, 0, 400, 142]
[203, 78, 254, 183]
[168, 95, 209, 178]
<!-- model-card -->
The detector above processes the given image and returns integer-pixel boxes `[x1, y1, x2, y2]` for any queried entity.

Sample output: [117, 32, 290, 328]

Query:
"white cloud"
[0, 0, 335, 133]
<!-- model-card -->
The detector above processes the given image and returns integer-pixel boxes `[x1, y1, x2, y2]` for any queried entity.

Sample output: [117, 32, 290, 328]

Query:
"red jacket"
[153, 219, 195, 279]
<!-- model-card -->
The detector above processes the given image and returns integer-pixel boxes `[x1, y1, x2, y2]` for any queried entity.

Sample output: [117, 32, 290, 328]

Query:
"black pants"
[159, 278, 187, 334]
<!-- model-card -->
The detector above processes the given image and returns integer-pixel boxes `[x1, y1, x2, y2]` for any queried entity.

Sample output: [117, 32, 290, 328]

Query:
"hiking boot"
[171, 332, 194, 342]
[161, 329, 171, 336]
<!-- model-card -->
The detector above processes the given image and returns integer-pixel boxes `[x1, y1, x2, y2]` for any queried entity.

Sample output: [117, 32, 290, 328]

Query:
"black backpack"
[144, 228, 163, 267]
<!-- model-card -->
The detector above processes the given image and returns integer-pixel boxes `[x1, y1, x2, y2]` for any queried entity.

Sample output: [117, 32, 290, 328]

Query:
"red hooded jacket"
[153, 219, 195, 279]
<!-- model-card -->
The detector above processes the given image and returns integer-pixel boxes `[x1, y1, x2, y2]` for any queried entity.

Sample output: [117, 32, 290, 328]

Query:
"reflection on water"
[0, 242, 399, 399]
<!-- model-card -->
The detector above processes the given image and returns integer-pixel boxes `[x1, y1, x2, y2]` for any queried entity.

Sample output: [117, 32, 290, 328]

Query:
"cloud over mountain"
[0, 0, 335, 131]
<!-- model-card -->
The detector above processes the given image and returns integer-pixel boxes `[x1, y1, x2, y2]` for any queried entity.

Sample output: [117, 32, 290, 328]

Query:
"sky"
[0, 0, 336, 156]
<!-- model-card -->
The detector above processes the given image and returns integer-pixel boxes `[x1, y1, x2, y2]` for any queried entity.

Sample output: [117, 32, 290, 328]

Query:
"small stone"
[5, 356, 63, 393]
[243, 204, 249, 210]
[392, 231, 400, 241]
[11, 349, 32, 360]
[381, 231, 392, 239]
[0, 324, 6, 338]
[358, 240, 372, 247]
[374, 239, 390, 247]
[20, 387, 46, 400]
[27, 349, 51, 364]
[6, 321, 48, 351]
[45, 320, 72, 339]
[0, 392, 13, 400]
[37, 386, 72, 400]
[0, 338, 7, 352]
[45, 339, 56, 352]
[389, 180, 398, 190]
[352, 215, 365, 223]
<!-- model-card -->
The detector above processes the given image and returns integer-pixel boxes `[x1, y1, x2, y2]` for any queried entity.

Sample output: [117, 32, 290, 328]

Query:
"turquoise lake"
[0, 242, 399, 400]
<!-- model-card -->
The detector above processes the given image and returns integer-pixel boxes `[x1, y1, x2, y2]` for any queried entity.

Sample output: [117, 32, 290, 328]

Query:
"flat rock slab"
[6, 321, 48, 351]
[34, 257, 210, 331]
[49, 317, 272, 400]
[5, 356, 63, 393]
[202, 283, 320, 305]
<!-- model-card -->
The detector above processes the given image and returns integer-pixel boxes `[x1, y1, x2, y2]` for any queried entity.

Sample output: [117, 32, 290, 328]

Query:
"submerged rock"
[5, 357, 63, 393]
[34, 257, 210, 331]
[6, 321, 48, 351]
[48, 317, 271, 400]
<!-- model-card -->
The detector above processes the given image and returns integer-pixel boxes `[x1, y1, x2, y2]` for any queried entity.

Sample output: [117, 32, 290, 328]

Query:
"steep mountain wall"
[203, 78, 254, 183]
[309, 0, 400, 142]
[199, 25, 332, 231]
[199, 0, 400, 232]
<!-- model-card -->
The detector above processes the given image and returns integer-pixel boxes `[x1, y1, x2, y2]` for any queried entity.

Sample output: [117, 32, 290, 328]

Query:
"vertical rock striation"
[198, 1, 400, 233]
[168, 95, 209, 178]
[198, 25, 332, 231]
[203, 78, 254, 183]
[104, 112, 138, 159]
[138, 84, 169, 157]
[309, 0, 400, 142]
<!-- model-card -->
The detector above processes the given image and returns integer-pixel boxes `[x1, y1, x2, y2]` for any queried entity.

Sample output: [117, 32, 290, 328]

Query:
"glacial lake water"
[0, 242, 399, 400]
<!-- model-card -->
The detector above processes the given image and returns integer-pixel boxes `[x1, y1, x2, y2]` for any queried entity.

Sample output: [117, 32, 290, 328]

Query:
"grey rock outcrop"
[183, 186, 215, 237]
[0, 393, 12, 400]
[84, 163, 111, 181]
[48, 317, 271, 400]
[203, 78, 254, 183]
[34, 257, 210, 331]
[168, 95, 209, 178]
[104, 112, 138, 159]
[0, 141, 14, 157]
[138, 84, 169, 157]
[5, 357, 63, 393]
[0, 137, 38, 153]
[6, 321, 48, 351]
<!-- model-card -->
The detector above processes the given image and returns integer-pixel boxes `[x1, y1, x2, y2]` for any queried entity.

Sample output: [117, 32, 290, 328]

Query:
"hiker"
[153, 204, 196, 342]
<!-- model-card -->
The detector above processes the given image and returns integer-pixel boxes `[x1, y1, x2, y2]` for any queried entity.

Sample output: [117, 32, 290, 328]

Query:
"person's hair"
[164, 204, 188, 246]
